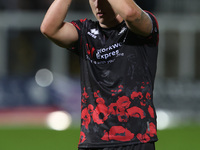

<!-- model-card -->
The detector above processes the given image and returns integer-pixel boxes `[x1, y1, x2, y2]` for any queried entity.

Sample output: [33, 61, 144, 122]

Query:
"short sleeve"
[145, 11, 159, 46]
[68, 18, 87, 55]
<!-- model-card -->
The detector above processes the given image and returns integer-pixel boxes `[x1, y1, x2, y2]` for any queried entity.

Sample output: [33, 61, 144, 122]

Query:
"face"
[89, 0, 120, 28]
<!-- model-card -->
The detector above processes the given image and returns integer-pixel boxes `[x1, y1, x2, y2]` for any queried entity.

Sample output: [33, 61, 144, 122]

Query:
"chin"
[97, 18, 105, 24]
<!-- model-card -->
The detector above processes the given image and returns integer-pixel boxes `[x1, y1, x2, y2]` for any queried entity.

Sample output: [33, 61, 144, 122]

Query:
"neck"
[99, 15, 123, 28]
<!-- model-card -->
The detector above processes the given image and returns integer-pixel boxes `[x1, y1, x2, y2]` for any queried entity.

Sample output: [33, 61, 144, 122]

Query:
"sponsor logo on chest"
[87, 28, 99, 39]
[118, 27, 127, 35]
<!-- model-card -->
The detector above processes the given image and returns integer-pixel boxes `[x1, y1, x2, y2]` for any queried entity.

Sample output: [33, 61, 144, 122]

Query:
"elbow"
[40, 24, 45, 35]
[40, 23, 50, 36]
[123, 7, 138, 21]
[40, 22, 55, 38]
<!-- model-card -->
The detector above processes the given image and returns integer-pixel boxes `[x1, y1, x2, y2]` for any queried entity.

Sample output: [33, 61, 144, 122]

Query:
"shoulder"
[133, 11, 159, 45]
[144, 11, 159, 31]
[71, 19, 98, 30]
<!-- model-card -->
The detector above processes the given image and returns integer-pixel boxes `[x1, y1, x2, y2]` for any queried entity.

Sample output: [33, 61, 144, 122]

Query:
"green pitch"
[0, 127, 80, 150]
[156, 124, 200, 150]
[0, 125, 199, 150]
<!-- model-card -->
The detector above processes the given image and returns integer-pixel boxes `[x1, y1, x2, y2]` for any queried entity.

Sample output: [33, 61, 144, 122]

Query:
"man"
[41, 0, 159, 150]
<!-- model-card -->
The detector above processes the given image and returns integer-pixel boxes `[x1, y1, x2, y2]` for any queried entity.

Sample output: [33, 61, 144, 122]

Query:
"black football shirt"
[70, 11, 159, 148]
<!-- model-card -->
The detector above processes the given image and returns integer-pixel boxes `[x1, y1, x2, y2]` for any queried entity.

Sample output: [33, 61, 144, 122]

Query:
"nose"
[95, 0, 102, 8]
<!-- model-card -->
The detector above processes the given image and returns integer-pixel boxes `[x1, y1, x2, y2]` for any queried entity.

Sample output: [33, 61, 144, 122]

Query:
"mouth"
[97, 12, 104, 17]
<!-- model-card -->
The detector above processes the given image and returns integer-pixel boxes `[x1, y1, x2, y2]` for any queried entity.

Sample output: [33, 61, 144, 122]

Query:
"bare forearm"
[107, 0, 152, 36]
[107, 0, 138, 20]
[41, 0, 72, 36]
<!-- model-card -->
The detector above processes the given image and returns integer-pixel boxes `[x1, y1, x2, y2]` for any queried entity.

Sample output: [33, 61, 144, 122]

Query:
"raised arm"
[40, 0, 78, 48]
[107, 0, 153, 37]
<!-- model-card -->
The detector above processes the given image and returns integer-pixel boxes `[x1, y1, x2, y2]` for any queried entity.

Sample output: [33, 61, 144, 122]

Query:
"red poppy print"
[140, 99, 146, 106]
[146, 122, 157, 137]
[111, 85, 123, 96]
[82, 98, 87, 104]
[111, 90, 117, 96]
[127, 106, 145, 119]
[141, 82, 145, 89]
[71, 21, 80, 30]
[96, 97, 105, 104]
[116, 111, 129, 122]
[86, 43, 95, 58]
[131, 91, 143, 100]
[81, 107, 91, 129]
[101, 126, 134, 142]
[88, 104, 94, 115]
[80, 18, 87, 23]
[94, 90, 100, 98]
[101, 130, 109, 141]
[146, 92, 151, 100]
[116, 96, 131, 122]
[79, 131, 86, 144]
[116, 96, 131, 109]
[82, 87, 89, 104]
[92, 98, 109, 124]
[108, 96, 131, 122]
[108, 103, 117, 115]
[118, 85, 123, 92]
[148, 105, 155, 118]
[141, 81, 150, 90]
[136, 133, 150, 143]
[82, 87, 89, 99]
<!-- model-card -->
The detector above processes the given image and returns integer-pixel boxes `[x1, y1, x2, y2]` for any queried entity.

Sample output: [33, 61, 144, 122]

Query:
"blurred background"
[0, 0, 200, 150]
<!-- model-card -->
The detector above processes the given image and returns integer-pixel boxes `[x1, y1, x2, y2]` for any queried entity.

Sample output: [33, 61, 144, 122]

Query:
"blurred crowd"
[0, 0, 157, 12]
[0, 0, 200, 128]
[0, 0, 51, 10]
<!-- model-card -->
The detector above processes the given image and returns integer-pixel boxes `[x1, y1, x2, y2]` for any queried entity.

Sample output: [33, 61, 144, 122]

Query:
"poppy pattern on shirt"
[71, 11, 159, 148]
